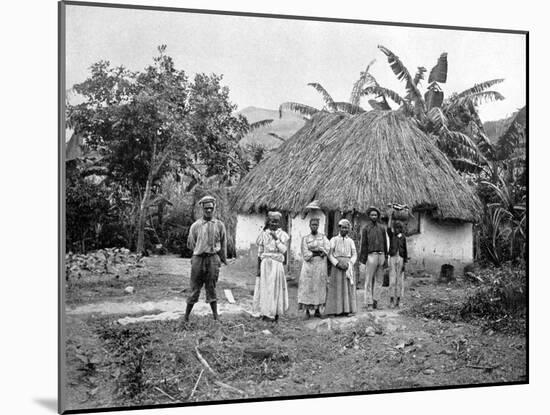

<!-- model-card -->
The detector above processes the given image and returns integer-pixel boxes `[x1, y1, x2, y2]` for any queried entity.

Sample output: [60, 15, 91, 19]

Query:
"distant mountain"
[237, 106, 306, 149]
[483, 107, 527, 143]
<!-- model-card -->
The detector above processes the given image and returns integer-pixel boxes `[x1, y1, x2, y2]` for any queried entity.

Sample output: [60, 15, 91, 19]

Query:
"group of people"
[183, 196, 408, 323]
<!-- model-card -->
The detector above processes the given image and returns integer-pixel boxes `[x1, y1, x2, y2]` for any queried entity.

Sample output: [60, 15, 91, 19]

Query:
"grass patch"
[405, 264, 526, 334]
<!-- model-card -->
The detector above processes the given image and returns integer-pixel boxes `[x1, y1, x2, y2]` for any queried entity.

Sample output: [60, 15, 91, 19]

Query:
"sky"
[65, 4, 527, 122]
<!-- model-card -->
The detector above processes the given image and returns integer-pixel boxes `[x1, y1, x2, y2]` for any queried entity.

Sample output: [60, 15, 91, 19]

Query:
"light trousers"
[364, 253, 385, 305]
[389, 255, 405, 299]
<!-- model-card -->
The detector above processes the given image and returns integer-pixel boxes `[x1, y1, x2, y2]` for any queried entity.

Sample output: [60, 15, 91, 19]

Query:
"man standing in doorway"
[184, 195, 227, 322]
[359, 206, 388, 310]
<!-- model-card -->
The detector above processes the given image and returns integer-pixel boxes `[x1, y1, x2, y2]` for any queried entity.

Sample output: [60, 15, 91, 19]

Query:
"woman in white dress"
[253, 211, 289, 321]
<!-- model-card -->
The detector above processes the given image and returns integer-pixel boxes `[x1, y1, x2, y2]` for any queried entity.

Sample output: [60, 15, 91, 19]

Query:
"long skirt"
[324, 258, 357, 315]
[253, 257, 289, 318]
[297, 256, 328, 310]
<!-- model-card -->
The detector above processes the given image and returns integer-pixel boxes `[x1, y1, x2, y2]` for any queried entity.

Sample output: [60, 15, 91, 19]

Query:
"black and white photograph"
[59, 1, 527, 413]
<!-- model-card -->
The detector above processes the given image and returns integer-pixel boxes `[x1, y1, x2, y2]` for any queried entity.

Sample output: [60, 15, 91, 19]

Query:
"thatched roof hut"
[232, 110, 481, 222]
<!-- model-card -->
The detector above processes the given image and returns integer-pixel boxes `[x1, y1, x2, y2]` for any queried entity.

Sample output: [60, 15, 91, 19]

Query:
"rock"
[365, 326, 376, 337]
[423, 369, 435, 375]
[262, 329, 272, 335]
[385, 323, 398, 333]
[307, 319, 332, 333]
[124, 286, 135, 294]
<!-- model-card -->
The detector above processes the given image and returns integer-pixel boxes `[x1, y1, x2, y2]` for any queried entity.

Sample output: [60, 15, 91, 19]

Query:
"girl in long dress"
[297, 218, 330, 318]
[253, 211, 289, 321]
[325, 219, 358, 316]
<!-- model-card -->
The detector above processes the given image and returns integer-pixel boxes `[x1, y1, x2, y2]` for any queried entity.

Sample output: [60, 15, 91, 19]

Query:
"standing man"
[359, 206, 388, 310]
[184, 195, 227, 322]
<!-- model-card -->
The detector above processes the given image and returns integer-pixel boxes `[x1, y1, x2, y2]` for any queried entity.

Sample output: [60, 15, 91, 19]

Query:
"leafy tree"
[476, 107, 526, 265]
[67, 46, 250, 253]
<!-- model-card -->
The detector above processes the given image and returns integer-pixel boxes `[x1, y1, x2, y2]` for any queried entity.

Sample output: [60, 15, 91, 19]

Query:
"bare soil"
[63, 255, 527, 412]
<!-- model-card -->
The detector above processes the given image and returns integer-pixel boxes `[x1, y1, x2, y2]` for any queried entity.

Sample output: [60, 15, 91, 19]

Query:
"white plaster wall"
[407, 214, 473, 274]
[235, 213, 266, 252]
[289, 211, 327, 260]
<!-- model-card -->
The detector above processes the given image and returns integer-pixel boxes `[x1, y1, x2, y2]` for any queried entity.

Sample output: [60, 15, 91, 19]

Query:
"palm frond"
[279, 102, 320, 119]
[453, 91, 505, 107]
[307, 83, 336, 111]
[427, 107, 448, 131]
[363, 85, 405, 106]
[333, 101, 366, 114]
[448, 157, 484, 173]
[456, 79, 505, 98]
[368, 99, 392, 111]
[413, 67, 427, 86]
[363, 71, 392, 110]
[424, 86, 444, 110]
[248, 119, 274, 132]
[268, 132, 286, 142]
[428, 53, 448, 83]
[481, 180, 512, 207]
[438, 127, 488, 166]
[470, 123, 496, 159]
[349, 59, 377, 106]
[377, 45, 425, 111]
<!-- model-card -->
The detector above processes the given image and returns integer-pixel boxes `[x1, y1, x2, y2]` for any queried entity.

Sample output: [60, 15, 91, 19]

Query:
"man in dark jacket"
[359, 206, 388, 310]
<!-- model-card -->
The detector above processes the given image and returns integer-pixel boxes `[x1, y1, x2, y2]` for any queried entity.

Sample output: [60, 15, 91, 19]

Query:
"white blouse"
[328, 235, 357, 266]
[257, 228, 289, 263]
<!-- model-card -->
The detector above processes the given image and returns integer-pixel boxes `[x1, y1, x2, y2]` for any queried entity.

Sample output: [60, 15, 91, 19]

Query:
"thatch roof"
[232, 111, 481, 222]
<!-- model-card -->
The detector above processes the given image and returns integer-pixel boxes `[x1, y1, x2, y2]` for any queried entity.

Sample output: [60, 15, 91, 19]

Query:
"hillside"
[238, 106, 305, 149]
[483, 107, 527, 143]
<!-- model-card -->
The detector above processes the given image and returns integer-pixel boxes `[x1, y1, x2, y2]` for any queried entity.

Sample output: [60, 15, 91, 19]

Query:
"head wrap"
[338, 218, 351, 228]
[267, 211, 283, 221]
[198, 195, 216, 206]
[309, 217, 320, 224]
[366, 206, 381, 216]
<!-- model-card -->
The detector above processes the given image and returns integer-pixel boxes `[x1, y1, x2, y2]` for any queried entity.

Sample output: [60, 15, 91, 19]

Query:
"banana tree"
[278, 61, 377, 118]
[362, 45, 505, 173]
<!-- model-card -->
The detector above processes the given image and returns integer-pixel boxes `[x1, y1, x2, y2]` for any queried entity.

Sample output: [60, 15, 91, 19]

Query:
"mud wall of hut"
[407, 214, 473, 274]
[235, 213, 265, 255]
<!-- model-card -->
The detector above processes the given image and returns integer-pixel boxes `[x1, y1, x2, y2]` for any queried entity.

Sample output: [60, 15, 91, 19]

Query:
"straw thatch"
[232, 110, 481, 221]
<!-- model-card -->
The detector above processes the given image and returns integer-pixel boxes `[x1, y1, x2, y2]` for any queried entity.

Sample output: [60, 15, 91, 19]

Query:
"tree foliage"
[67, 46, 250, 253]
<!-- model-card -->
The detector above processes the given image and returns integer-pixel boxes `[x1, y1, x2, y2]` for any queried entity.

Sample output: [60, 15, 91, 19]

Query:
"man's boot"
[184, 303, 194, 322]
[389, 297, 395, 308]
[210, 301, 218, 320]
[395, 297, 400, 308]
[373, 300, 378, 309]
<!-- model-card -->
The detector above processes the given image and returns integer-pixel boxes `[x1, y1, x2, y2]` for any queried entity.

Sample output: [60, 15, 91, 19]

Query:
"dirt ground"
[63, 255, 527, 411]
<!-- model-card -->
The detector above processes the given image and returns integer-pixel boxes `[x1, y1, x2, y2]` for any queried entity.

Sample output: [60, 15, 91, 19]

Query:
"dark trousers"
[187, 254, 220, 304]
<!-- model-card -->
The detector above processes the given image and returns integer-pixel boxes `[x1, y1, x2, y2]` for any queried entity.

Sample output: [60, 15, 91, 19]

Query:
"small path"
[67, 254, 415, 330]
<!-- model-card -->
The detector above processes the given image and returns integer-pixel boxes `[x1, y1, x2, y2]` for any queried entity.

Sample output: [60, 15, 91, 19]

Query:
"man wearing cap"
[359, 206, 388, 310]
[184, 195, 227, 322]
